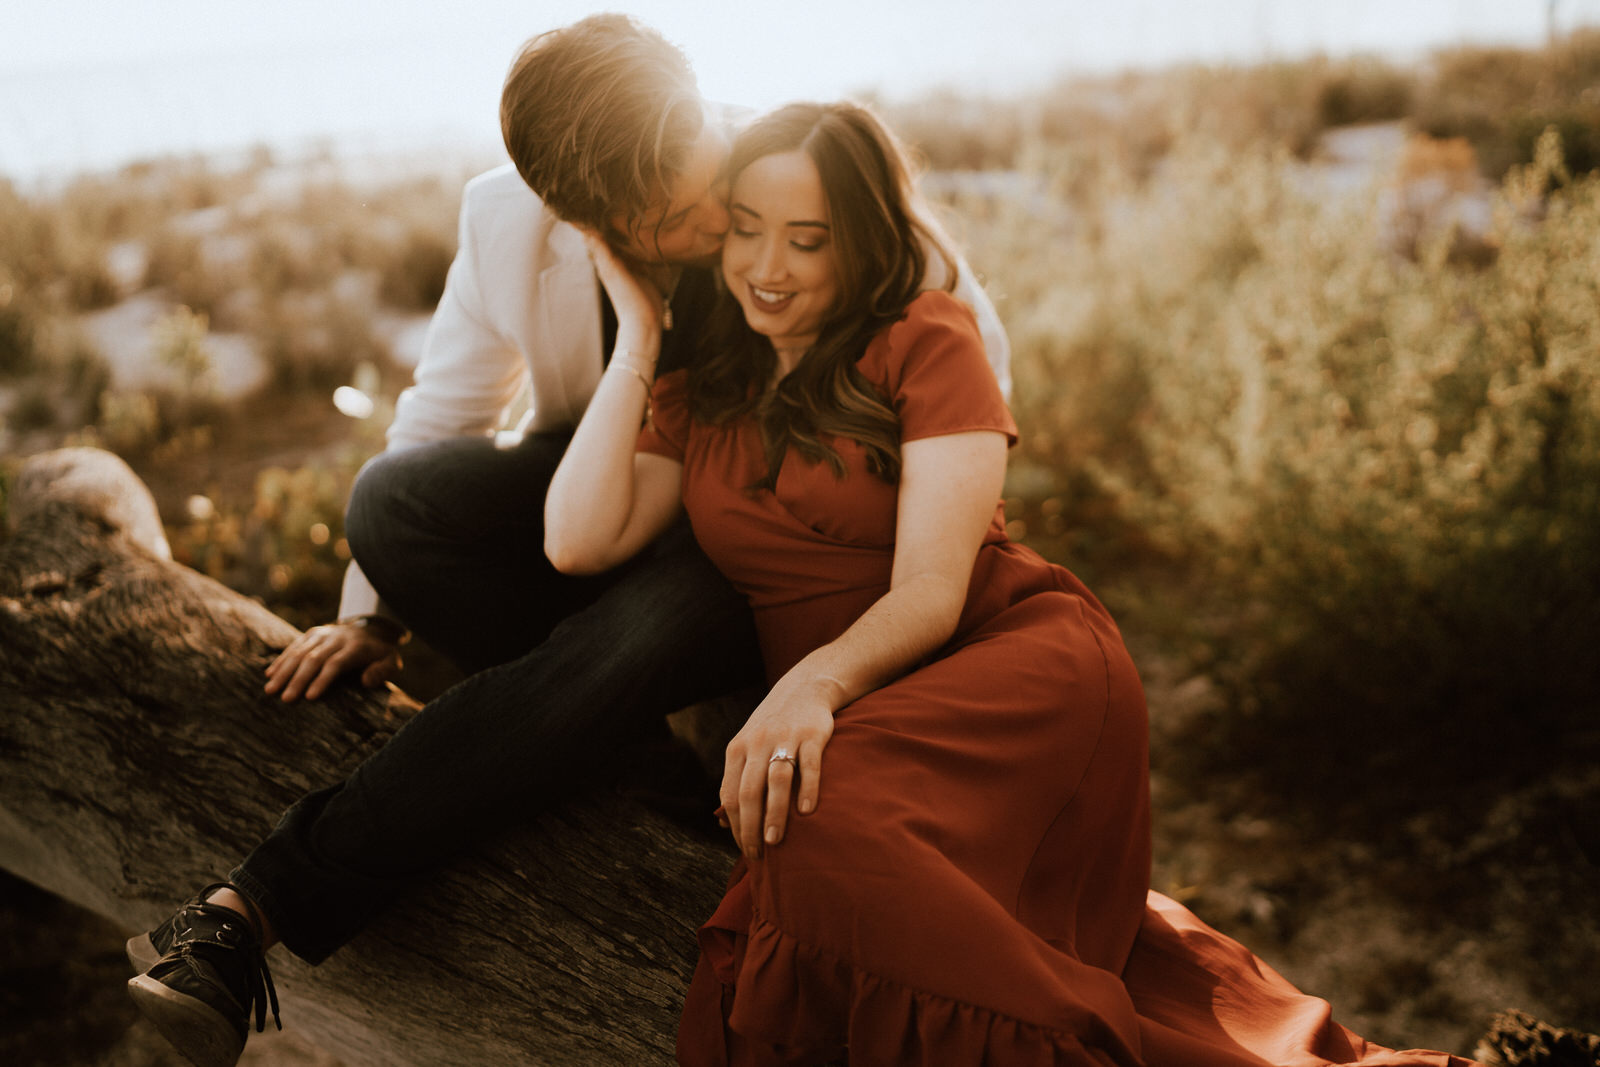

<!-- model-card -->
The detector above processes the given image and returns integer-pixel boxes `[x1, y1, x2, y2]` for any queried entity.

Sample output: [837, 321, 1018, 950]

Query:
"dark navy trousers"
[231, 431, 762, 963]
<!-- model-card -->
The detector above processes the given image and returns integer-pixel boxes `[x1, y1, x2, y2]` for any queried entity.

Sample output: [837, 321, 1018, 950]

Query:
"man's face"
[608, 122, 731, 267]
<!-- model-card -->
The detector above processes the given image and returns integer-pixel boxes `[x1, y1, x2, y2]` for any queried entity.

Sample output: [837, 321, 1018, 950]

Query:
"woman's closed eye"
[731, 230, 825, 253]
[730, 214, 826, 252]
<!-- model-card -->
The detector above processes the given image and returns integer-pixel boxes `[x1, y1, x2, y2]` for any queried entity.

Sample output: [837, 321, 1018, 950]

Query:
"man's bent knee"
[344, 451, 416, 567]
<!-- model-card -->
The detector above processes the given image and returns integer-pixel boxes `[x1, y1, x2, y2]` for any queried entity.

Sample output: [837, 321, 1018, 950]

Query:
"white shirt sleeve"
[337, 559, 385, 623]
[336, 174, 533, 621]
[910, 192, 1010, 398]
[385, 180, 530, 452]
[946, 254, 1011, 401]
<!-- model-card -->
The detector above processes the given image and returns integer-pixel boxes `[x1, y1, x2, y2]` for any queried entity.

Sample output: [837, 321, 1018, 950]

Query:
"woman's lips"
[748, 283, 795, 314]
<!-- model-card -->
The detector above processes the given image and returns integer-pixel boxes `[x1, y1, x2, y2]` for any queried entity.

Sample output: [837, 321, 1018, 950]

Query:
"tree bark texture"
[0, 447, 734, 1066]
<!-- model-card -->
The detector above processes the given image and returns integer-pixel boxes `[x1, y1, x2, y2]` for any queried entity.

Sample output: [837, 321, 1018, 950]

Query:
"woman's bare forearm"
[544, 337, 677, 574]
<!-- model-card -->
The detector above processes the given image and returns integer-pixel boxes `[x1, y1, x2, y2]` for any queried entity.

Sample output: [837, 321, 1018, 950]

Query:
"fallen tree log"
[0, 447, 733, 1066]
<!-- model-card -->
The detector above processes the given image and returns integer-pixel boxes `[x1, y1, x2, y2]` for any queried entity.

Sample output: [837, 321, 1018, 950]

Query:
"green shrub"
[376, 227, 453, 310]
[9, 380, 58, 432]
[0, 272, 38, 376]
[1414, 29, 1600, 178]
[878, 55, 1385, 175]
[874, 89, 1032, 171]
[151, 305, 217, 398]
[249, 225, 341, 297]
[59, 342, 112, 426]
[0, 459, 10, 522]
[1502, 108, 1600, 182]
[1159, 133, 1596, 735]
[0, 179, 47, 284]
[1173, 59, 1342, 158]
[143, 228, 230, 318]
[1315, 57, 1414, 129]
[0, 175, 123, 312]
[999, 129, 1600, 798]
[80, 306, 226, 457]
[257, 290, 389, 392]
[0, 262, 111, 424]
[94, 390, 163, 455]
[884, 35, 1595, 187]
[167, 461, 356, 629]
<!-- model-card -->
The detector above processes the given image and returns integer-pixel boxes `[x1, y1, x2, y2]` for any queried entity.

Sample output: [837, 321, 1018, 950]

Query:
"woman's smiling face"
[722, 150, 840, 362]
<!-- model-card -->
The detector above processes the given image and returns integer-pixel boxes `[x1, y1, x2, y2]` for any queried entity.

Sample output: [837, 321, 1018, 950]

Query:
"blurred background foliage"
[2, 29, 1598, 1055]
[985, 127, 1599, 768]
[876, 27, 1600, 177]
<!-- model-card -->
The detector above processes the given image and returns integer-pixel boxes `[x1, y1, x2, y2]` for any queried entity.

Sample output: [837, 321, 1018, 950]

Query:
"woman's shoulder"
[862, 290, 986, 383]
[862, 291, 1016, 443]
[886, 290, 981, 345]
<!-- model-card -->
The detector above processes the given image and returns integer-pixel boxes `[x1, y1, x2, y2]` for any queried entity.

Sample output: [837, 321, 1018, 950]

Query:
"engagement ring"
[768, 748, 797, 767]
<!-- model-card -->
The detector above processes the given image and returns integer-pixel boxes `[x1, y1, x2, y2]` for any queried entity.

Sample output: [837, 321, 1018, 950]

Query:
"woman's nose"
[753, 239, 787, 281]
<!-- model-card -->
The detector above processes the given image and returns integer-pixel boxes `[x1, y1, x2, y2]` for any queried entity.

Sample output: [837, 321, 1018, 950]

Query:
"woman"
[547, 103, 1476, 1066]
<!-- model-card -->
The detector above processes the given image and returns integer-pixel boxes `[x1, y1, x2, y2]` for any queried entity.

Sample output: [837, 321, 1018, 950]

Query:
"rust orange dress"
[640, 292, 1476, 1067]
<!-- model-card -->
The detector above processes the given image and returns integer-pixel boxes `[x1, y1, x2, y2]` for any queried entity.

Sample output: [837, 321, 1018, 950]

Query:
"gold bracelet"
[609, 358, 656, 390]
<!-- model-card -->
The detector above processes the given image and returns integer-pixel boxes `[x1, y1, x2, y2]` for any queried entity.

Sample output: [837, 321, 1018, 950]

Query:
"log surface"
[0, 447, 732, 1066]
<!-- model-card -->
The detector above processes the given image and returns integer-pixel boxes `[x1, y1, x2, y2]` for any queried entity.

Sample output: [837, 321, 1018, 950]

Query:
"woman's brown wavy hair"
[688, 102, 956, 488]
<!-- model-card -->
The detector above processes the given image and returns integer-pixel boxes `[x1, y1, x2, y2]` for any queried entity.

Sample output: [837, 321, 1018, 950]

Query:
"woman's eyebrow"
[730, 202, 829, 230]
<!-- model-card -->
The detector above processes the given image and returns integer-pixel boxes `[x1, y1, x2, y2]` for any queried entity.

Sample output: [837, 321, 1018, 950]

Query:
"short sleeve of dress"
[635, 368, 691, 462]
[873, 290, 1018, 445]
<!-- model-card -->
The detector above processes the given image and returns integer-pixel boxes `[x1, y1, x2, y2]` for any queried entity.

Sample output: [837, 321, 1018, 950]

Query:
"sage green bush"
[884, 53, 1417, 176]
[1413, 29, 1600, 178]
[168, 462, 357, 630]
[993, 130, 1600, 768]
[0, 212, 114, 436]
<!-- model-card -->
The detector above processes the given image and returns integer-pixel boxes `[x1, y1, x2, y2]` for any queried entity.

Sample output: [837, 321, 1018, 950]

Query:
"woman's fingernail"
[798, 798, 813, 813]
[765, 827, 779, 844]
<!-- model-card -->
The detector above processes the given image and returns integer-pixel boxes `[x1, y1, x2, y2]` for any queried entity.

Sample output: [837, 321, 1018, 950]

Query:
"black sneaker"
[126, 884, 281, 1067]
[126, 881, 237, 974]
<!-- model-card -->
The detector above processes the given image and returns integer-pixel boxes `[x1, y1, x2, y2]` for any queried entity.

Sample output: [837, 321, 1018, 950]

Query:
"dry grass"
[883, 29, 1600, 184]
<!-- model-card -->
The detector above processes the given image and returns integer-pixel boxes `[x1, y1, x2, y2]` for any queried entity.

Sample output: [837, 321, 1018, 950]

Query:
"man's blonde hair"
[500, 14, 703, 235]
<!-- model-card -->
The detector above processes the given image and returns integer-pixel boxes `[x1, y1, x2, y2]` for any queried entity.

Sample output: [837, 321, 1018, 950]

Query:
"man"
[126, 14, 1010, 1065]
[264, 12, 747, 698]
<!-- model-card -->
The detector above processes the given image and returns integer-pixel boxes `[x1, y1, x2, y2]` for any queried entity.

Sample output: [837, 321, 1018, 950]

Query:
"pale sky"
[3, 1, 1593, 183]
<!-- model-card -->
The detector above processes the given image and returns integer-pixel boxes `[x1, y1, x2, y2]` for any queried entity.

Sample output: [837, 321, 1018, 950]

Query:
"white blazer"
[340, 163, 1012, 617]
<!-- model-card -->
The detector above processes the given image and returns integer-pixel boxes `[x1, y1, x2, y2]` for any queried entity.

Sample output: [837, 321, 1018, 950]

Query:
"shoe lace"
[190, 882, 282, 1033]
[225, 884, 280, 1033]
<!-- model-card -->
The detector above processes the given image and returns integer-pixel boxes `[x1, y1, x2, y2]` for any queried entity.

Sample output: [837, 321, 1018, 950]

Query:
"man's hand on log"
[264, 622, 403, 702]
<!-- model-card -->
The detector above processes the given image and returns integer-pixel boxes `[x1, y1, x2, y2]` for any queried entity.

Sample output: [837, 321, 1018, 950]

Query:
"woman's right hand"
[264, 622, 402, 702]
[545, 230, 684, 575]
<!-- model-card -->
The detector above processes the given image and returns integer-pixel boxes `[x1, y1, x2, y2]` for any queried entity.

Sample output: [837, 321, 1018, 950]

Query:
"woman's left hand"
[720, 674, 836, 857]
[580, 230, 666, 346]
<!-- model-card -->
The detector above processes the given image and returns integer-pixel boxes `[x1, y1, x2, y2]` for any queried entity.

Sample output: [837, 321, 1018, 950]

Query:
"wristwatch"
[338, 613, 410, 646]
